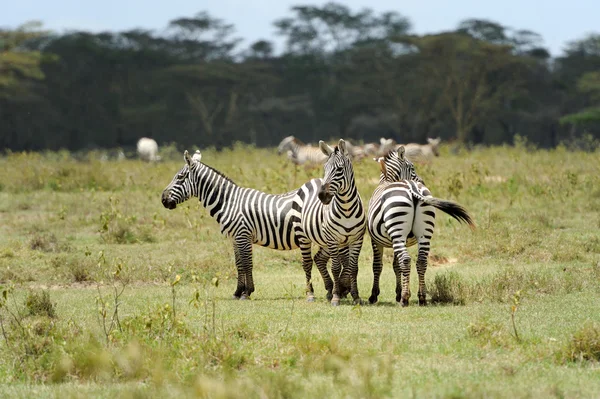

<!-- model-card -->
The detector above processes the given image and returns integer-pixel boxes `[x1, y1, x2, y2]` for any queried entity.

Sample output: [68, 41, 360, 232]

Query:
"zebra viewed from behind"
[161, 149, 332, 300]
[295, 139, 367, 306]
[367, 146, 475, 306]
[137, 137, 161, 162]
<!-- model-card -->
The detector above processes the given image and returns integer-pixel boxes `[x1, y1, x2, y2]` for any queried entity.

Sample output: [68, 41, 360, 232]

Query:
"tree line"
[1, 2, 600, 152]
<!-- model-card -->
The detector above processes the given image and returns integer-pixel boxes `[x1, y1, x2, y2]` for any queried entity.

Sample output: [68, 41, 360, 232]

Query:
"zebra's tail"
[422, 197, 476, 230]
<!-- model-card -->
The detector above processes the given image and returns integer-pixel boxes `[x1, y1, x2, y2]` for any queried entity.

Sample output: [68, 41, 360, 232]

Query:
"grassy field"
[0, 142, 599, 398]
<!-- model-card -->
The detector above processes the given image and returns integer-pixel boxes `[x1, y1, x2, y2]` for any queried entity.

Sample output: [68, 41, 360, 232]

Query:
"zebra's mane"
[200, 162, 236, 184]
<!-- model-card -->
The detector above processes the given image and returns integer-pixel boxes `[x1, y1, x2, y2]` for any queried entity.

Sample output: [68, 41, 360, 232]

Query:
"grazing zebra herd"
[277, 136, 442, 170]
[161, 138, 474, 306]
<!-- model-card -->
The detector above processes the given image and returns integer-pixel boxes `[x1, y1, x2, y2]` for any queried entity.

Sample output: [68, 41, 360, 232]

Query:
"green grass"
[0, 144, 599, 398]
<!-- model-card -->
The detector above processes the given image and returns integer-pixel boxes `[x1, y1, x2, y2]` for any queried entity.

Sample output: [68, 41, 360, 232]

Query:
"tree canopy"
[1, 3, 599, 152]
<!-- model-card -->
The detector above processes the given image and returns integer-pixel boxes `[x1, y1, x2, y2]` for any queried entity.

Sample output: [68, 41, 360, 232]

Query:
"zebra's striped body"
[161, 150, 331, 299]
[367, 147, 475, 306]
[295, 139, 367, 305]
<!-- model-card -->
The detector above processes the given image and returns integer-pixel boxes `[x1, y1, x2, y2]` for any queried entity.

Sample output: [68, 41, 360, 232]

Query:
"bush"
[25, 290, 56, 318]
[429, 271, 466, 305]
[562, 323, 600, 362]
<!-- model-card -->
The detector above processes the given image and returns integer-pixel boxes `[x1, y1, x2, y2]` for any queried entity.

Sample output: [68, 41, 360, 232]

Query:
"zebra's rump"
[368, 183, 422, 248]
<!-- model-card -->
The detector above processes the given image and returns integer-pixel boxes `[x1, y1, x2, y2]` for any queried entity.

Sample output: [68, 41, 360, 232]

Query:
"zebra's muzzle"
[318, 184, 333, 205]
[161, 193, 177, 210]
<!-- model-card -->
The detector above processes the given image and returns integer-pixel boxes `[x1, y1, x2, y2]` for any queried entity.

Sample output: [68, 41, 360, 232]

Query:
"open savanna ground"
[0, 143, 599, 398]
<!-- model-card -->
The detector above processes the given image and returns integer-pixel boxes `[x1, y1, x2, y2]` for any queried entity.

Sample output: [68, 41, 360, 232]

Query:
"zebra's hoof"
[306, 296, 315, 303]
[401, 299, 409, 307]
[232, 295, 241, 300]
[353, 298, 362, 306]
[240, 294, 249, 300]
[419, 299, 427, 306]
[368, 296, 378, 304]
[331, 300, 340, 307]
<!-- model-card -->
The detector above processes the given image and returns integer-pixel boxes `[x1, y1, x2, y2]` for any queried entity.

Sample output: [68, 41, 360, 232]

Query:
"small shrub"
[29, 232, 58, 252]
[69, 261, 92, 283]
[467, 318, 510, 347]
[429, 271, 466, 305]
[562, 323, 600, 362]
[25, 290, 56, 318]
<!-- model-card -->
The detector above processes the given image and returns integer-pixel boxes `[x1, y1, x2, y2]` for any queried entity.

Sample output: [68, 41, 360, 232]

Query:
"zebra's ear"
[184, 150, 192, 165]
[397, 145, 405, 160]
[192, 150, 202, 162]
[319, 140, 334, 156]
[337, 139, 349, 157]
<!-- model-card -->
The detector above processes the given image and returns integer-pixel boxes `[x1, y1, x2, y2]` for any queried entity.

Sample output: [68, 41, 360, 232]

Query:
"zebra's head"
[376, 146, 424, 184]
[277, 136, 296, 154]
[161, 150, 203, 210]
[318, 139, 354, 205]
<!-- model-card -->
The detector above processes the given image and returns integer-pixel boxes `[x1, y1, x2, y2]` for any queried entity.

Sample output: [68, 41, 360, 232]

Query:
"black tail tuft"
[427, 198, 476, 230]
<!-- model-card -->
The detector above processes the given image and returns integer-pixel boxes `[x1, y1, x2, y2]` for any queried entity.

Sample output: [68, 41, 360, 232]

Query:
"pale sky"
[3, 0, 598, 56]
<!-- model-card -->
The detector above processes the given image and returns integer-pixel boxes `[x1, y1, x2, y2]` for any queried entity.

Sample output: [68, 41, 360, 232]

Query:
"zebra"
[137, 137, 161, 162]
[161, 149, 332, 300]
[277, 136, 328, 167]
[402, 137, 441, 164]
[367, 146, 475, 306]
[295, 139, 367, 306]
[363, 138, 398, 158]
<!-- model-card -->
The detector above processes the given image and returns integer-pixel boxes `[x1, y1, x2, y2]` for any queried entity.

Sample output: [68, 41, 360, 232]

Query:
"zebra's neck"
[194, 164, 235, 220]
[331, 180, 361, 215]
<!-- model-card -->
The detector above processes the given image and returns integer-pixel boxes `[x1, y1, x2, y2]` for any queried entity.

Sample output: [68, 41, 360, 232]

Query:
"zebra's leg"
[329, 247, 342, 306]
[392, 239, 411, 307]
[415, 238, 431, 306]
[232, 238, 247, 299]
[234, 236, 254, 300]
[314, 247, 333, 300]
[337, 246, 351, 299]
[413, 204, 434, 306]
[392, 254, 402, 303]
[347, 237, 364, 305]
[369, 241, 384, 304]
[300, 242, 316, 302]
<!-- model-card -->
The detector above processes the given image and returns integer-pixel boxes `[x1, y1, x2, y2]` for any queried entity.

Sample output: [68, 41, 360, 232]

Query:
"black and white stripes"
[294, 139, 367, 305]
[367, 147, 475, 306]
[161, 150, 310, 299]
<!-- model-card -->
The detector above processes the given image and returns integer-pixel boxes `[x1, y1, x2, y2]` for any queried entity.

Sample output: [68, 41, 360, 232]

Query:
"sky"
[3, 0, 599, 57]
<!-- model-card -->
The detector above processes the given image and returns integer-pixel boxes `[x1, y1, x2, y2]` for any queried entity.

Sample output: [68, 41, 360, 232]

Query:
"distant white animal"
[137, 137, 161, 162]
[363, 138, 397, 157]
[277, 136, 327, 167]
[402, 137, 441, 164]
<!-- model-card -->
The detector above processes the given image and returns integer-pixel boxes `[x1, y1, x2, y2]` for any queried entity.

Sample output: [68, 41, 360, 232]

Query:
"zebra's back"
[218, 186, 303, 250]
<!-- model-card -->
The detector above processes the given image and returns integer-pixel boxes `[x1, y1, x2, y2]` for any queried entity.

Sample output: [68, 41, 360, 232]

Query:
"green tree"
[0, 21, 49, 97]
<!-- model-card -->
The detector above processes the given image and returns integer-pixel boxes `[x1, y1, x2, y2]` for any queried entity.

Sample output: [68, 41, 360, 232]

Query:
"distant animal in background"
[137, 137, 161, 162]
[277, 136, 328, 167]
[402, 137, 441, 164]
[343, 140, 366, 162]
[363, 138, 398, 158]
